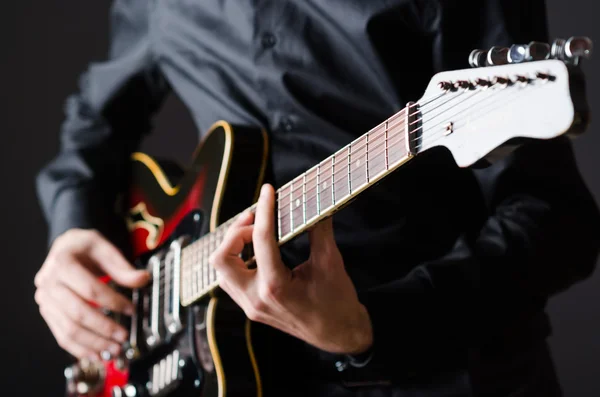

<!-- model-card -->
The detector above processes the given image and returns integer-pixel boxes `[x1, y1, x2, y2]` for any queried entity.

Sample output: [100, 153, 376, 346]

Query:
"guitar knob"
[486, 46, 509, 66]
[508, 44, 528, 63]
[526, 41, 551, 61]
[64, 358, 105, 396]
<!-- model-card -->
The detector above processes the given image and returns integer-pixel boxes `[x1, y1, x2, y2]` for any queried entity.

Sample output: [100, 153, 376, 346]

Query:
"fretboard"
[180, 103, 420, 306]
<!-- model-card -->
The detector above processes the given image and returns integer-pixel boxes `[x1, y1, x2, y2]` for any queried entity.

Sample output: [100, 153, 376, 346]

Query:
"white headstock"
[414, 38, 591, 168]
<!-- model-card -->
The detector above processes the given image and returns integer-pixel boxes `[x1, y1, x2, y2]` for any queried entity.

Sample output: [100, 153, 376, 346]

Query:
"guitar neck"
[181, 55, 583, 305]
[180, 102, 422, 306]
[275, 103, 421, 244]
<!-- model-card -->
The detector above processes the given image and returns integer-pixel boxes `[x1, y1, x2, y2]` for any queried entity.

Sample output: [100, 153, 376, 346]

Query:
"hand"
[34, 229, 150, 359]
[210, 184, 373, 355]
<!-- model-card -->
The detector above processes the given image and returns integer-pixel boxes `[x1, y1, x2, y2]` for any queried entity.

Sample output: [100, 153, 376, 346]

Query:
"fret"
[305, 166, 319, 221]
[210, 229, 219, 283]
[199, 242, 205, 291]
[210, 230, 218, 283]
[333, 147, 349, 202]
[347, 144, 352, 195]
[208, 233, 215, 268]
[192, 247, 198, 298]
[302, 174, 306, 224]
[319, 157, 333, 211]
[201, 240, 208, 290]
[278, 184, 291, 237]
[180, 250, 187, 303]
[185, 249, 192, 302]
[291, 176, 304, 231]
[277, 190, 282, 240]
[195, 243, 201, 294]
[289, 180, 294, 233]
[366, 123, 387, 179]
[316, 164, 321, 216]
[350, 136, 368, 191]
[332, 154, 337, 205]
[203, 241, 209, 288]
[204, 238, 210, 287]
[366, 133, 369, 183]
[385, 120, 389, 170]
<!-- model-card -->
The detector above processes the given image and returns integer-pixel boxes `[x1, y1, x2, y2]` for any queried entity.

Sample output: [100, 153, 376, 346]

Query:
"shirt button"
[261, 32, 277, 48]
[279, 116, 295, 132]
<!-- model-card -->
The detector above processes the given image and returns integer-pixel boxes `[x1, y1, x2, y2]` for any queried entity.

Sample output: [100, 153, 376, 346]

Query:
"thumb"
[88, 235, 150, 288]
[308, 216, 338, 257]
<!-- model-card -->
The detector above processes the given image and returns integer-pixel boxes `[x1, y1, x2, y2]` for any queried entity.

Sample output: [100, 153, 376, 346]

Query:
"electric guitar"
[63, 36, 593, 397]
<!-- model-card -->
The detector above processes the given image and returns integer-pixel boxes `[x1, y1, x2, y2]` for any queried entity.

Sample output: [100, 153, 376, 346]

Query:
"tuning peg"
[486, 46, 509, 66]
[551, 36, 593, 65]
[508, 44, 528, 63]
[526, 41, 551, 61]
[566, 36, 593, 58]
[468, 49, 487, 67]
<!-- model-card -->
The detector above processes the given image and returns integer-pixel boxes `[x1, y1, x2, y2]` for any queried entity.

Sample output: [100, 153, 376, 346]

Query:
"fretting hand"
[210, 184, 373, 355]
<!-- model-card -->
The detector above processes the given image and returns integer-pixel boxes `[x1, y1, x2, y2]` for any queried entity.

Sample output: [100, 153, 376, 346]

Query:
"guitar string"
[413, 82, 535, 151]
[178, 83, 529, 281]
[175, 81, 549, 297]
[179, 81, 540, 292]
[275, 81, 520, 207]
[275, 82, 541, 222]
[275, 84, 502, 200]
[144, 79, 539, 279]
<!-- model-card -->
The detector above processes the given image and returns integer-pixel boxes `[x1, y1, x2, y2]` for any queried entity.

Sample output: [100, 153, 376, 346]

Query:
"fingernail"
[113, 330, 127, 342]
[261, 184, 269, 197]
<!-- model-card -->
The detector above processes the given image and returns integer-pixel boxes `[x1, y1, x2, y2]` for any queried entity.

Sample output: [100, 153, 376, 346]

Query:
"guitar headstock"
[415, 36, 593, 167]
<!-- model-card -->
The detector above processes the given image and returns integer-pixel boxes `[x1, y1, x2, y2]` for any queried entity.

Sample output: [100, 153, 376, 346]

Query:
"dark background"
[1, 1, 598, 396]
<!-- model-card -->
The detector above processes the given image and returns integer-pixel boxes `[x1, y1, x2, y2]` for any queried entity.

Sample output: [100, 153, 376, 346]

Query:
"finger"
[43, 295, 121, 357]
[57, 261, 135, 315]
[48, 283, 129, 343]
[87, 234, 150, 288]
[39, 304, 99, 359]
[308, 216, 337, 254]
[221, 225, 254, 258]
[252, 184, 288, 283]
[232, 209, 255, 227]
[211, 225, 254, 288]
[34, 256, 55, 287]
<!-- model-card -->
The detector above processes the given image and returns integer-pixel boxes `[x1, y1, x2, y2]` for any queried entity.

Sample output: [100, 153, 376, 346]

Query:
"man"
[34, 0, 600, 396]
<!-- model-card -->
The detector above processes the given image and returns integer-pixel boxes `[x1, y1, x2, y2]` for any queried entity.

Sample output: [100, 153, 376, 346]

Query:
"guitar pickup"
[164, 236, 190, 337]
[143, 251, 166, 348]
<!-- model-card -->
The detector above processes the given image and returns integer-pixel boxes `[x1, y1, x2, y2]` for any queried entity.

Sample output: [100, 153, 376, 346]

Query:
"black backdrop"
[1, 1, 598, 396]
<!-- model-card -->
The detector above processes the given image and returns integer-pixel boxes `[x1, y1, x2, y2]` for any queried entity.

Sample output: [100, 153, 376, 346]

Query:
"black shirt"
[36, 0, 600, 395]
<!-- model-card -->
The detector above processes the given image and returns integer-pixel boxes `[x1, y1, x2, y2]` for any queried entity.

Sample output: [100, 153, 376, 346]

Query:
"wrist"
[343, 304, 373, 355]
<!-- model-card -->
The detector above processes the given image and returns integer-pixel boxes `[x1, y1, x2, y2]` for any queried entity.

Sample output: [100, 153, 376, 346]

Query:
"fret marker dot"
[323, 181, 328, 189]
[355, 159, 361, 168]
[295, 199, 300, 208]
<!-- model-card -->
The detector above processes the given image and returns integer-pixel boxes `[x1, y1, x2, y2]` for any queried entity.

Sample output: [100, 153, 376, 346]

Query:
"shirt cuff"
[46, 187, 130, 253]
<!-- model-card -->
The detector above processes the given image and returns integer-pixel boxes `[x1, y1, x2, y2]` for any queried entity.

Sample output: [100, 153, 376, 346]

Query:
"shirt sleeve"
[344, 135, 600, 383]
[35, 0, 170, 252]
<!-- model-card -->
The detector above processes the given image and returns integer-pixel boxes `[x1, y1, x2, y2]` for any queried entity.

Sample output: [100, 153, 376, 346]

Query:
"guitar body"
[122, 121, 268, 397]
